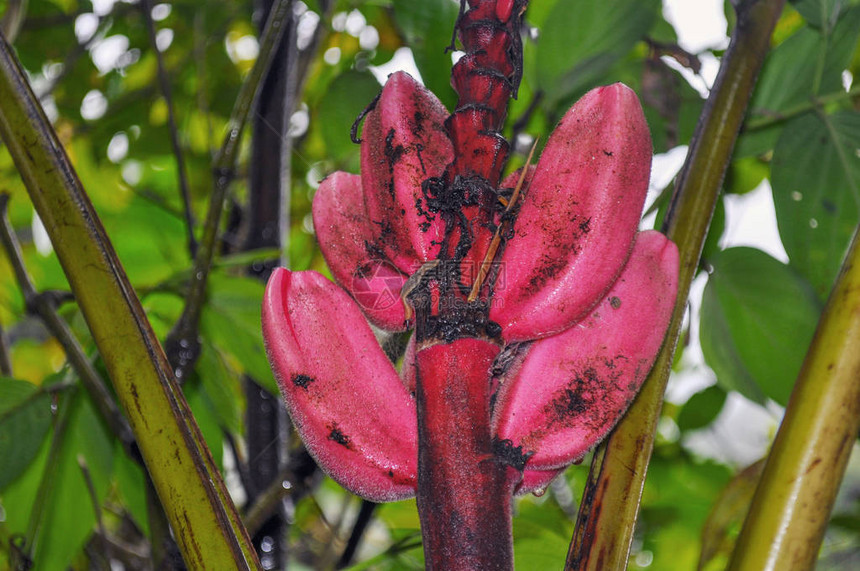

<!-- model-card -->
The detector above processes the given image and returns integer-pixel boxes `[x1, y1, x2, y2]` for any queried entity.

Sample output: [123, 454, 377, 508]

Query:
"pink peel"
[262, 268, 417, 502]
[491, 83, 653, 342]
[312, 172, 409, 331]
[492, 231, 679, 470]
[360, 72, 453, 269]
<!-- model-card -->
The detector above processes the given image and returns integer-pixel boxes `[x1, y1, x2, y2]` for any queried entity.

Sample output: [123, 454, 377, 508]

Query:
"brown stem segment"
[415, 338, 521, 570]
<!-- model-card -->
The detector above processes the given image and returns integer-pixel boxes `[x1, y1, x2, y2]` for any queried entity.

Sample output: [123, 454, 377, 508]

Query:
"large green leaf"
[534, 0, 660, 108]
[318, 70, 382, 163]
[200, 272, 278, 395]
[193, 338, 245, 435]
[640, 457, 732, 571]
[33, 392, 114, 570]
[792, 0, 848, 30]
[698, 459, 765, 571]
[759, 6, 860, 111]
[513, 499, 574, 569]
[723, 156, 769, 196]
[392, 0, 459, 110]
[0, 423, 50, 548]
[0, 377, 53, 491]
[700, 247, 822, 405]
[113, 443, 150, 537]
[772, 111, 860, 299]
[0, 389, 117, 571]
[737, 7, 860, 157]
[184, 380, 224, 469]
[701, 192, 726, 265]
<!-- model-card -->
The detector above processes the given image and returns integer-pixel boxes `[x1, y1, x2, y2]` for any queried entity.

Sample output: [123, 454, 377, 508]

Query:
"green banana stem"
[566, 1, 787, 568]
[0, 33, 261, 570]
[727, 225, 860, 570]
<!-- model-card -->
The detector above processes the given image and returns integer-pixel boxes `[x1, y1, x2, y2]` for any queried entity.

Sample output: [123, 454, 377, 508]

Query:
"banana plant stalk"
[728, 224, 860, 569]
[262, 1, 678, 567]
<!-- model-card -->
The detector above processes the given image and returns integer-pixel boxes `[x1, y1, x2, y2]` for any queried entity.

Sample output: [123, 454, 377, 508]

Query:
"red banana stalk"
[415, 339, 518, 570]
[263, 0, 679, 567]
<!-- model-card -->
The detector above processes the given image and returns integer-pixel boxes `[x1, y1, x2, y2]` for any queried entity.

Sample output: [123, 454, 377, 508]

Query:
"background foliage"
[0, 0, 858, 569]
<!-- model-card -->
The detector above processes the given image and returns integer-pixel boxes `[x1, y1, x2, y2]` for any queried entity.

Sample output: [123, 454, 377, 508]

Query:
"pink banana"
[312, 171, 409, 331]
[492, 231, 678, 470]
[359, 72, 452, 270]
[261, 229, 678, 500]
[264, 84, 678, 499]
[262, 268, 417, 502]
[491, 83, 653, 342]
[263, 3, 679, 566]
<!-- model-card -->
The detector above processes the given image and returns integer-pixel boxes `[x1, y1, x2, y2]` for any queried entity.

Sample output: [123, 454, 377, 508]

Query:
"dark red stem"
[410, 3, 529, 568]
[415, 338, 521, 570]
[419, 0, 527, 308]
[446, 0, 525, 186]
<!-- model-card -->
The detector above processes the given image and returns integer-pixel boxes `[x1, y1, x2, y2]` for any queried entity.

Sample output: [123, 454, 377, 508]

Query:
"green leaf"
[700, 247, 823, 405]
[113, 444, 150, 537]
[791, 0, 846, 30]
[0, 377, 53, 490]
[513, 497, 574, 569]
[737, 7, 860, 157]
[185, 380, 224, 469]
[772, 111, 860, 299]
[318, 70, 382, 162]
[0, 423, 50, 539]
[193, 338, 245, 435]
[677, 385, 727, 432]
[698, 459, 765, 571]
[640, 457, 732, 571]
[751, 8, 859, 118]
[701, 193, 726, 265]
[201, 272, 278, 395]
[101, 194, 188, 285]
[392, 0, 459, 110]
[33, 390, 115, 571]
[534, 0, 660, 108]
[513, 524, 572, 568]
[723, 156, 769, 195]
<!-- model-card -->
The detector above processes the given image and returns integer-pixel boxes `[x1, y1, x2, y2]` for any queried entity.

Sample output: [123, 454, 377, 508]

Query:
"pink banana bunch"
[264, 5, 676, 566]
[262, 72, 678, 504]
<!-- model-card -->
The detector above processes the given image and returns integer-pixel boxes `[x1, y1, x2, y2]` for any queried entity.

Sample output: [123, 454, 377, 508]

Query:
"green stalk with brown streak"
[566, 1, 787, 568]
[727, 226, 860, 569]
[0, 34, 261, 569]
